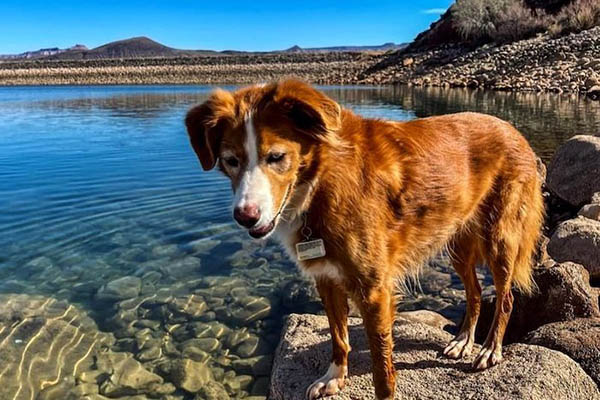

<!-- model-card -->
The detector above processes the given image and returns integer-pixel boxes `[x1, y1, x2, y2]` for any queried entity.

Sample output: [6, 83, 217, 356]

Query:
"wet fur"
[185, 80, 544, 399]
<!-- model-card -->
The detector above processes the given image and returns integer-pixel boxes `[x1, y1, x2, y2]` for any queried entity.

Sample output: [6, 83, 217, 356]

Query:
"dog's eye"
[224, 156, 239, 168]
[267, 152, 285, 164]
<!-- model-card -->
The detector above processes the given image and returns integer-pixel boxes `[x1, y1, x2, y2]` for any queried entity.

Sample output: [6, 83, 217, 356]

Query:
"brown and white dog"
[185, 80, 544, 399]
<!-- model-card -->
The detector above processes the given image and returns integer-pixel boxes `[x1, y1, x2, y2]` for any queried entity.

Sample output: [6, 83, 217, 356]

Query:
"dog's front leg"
[356, 285, 396, 400]
[306, 278, 350, 399]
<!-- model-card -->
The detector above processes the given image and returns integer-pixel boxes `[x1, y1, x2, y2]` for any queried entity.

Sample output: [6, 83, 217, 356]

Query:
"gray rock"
[579, 203, 600, 221]
[548, 217, 600, 279]
[547, 135, 600, 207]
[526, 318, 600, 386]
[270, 314, 600, 400]
[397, 309, 455, 331]
[477, 261, 599, 343]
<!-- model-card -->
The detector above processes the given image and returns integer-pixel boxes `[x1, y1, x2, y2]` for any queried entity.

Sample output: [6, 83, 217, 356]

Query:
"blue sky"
[0, 1, 453, 54]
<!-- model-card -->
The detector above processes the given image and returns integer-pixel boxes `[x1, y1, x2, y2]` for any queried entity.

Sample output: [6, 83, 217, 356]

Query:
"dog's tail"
[511, 173, 545, 295]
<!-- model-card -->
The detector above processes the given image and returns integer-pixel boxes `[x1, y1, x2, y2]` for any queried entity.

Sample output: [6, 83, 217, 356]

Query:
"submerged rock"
[96, 351, 167, 397]
[169, 295, 208, 319]
[170, 358, 214, 393]
[229, 296, 272, 325]
[270, 314, 600, 400]
[96, 276, 142, 301]
[231, 355, 273, 376]
[189, 238, 221, 254]
[196, 381, 231, 400]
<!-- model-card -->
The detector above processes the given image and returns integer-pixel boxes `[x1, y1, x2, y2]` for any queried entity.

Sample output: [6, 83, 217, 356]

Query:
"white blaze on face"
[233, 114, 274, 227]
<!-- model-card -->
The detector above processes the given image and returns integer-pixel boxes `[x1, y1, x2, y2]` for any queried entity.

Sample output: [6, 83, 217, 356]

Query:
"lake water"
[0, 85, 599, 400]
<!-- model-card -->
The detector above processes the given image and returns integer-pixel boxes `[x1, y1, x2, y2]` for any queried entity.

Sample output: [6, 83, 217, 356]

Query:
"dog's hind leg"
[473, 176, 540, 370]
[306, 278, 351, 400]
[355, 284, 396, 400]
[443, 230, 482, 359]
[472, 252, 515, 370]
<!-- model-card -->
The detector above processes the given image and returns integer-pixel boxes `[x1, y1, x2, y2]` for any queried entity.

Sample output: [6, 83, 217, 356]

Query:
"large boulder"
[476, 261, 600, 343]
[526, 318, 600, 387]
[547, 135, 600, 207]
[270, 314, 600, 400]
[548, 217, 600, 279]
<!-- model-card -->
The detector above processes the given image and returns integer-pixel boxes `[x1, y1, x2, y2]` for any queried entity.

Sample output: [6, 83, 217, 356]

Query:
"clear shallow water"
[0, 85, 599, 399]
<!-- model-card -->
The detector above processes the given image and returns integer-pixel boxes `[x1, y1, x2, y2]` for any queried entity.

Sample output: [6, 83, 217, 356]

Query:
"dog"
[185, 79, 544, 400]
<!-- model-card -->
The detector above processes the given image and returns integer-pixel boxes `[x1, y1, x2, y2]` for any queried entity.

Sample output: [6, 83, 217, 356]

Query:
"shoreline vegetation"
[1, 2, 600, 97]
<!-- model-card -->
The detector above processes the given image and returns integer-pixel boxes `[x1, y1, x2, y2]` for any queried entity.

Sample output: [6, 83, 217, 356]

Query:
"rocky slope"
[361, 27, 600, 95]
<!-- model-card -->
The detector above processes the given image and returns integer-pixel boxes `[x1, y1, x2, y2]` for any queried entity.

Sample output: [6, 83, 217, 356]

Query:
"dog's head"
[185, 79, 341, 239]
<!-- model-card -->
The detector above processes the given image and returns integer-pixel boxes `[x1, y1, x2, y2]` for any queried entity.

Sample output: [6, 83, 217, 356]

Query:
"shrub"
[554, 0, 600, 34]
[494, 2, 548, 43]
[452, 0, 514, 42]
[452, 0, 600, 44]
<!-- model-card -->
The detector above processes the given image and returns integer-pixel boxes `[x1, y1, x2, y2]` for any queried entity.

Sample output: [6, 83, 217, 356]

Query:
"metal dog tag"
[296, 239, 326, 261]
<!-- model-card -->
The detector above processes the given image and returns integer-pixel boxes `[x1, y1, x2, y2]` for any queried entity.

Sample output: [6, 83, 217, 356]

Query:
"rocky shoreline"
[0, 52, 377, 86]
[272, 135, 600, 398]
[361, 27, 600, 96]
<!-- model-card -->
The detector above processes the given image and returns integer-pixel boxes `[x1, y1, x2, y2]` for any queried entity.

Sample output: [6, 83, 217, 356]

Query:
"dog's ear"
[272, 79, 341, 139]
[185, 89, 235, 170]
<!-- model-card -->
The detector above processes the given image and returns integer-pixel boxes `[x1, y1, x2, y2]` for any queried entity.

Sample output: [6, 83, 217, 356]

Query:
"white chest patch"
[302, 261, 342, 282]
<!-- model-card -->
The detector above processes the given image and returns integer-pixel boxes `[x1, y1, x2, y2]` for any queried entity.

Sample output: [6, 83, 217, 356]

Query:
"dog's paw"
[306, 363, 347, 399]
[472, 342, 502, 370]
[443, 332, 474, 359]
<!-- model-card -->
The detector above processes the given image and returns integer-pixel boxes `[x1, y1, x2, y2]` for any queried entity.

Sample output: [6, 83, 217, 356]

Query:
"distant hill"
[0, 37, 406, 61]
[48, 37, 219, 60]
[284, 42, 407, 53]
[0, 44, 87, 60]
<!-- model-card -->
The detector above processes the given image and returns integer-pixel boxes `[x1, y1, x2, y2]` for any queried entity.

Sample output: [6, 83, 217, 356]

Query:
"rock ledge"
[270, 314, 600, 400]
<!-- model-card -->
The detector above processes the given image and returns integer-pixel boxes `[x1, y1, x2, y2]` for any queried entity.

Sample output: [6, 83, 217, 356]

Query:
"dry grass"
[452, 0, 600, 44]
[553, 0, 600, 35]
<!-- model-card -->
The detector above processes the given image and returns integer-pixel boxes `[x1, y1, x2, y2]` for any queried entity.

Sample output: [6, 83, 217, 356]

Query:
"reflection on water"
[0, 85, 598, 399]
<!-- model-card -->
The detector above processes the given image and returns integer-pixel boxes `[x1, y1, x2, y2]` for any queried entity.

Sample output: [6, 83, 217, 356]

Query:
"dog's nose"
[234, 204, 260, 228]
